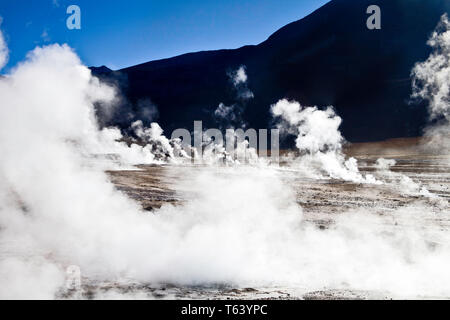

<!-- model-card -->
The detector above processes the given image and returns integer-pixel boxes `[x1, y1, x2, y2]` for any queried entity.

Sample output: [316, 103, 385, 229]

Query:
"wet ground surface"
[104, 141, 450, 300]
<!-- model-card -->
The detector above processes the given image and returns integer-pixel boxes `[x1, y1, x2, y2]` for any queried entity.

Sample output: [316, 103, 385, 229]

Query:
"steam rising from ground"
[412, 14, 450, 152]
[0, 27, 449, 300]
[0, 17, 8, 70]
[230, 66, 254, 100]
[214, 66, 254, 128]
[272, 99, 377, 183]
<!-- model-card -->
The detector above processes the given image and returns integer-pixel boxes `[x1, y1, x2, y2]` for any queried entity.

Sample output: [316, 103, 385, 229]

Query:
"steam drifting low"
[0, 20, 449, 300]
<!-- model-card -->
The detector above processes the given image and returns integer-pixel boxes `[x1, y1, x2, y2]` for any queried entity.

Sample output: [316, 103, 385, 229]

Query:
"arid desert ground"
[79, 138, 450, 300]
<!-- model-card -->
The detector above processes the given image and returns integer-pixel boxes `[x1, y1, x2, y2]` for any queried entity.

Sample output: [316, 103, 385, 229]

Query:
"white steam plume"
[0, 41, 175, 169]
[412, 14, 450, 153]
[231, 65, 248, 85]
[271, 100, 433, 196]
[271, 99, 377, 183]
[230, 66, 254, 100]
[412, 14, 450, 121]
[0, 17, 9, 71]
[375, 159, 434, 197]
[215, 65, 254, 129]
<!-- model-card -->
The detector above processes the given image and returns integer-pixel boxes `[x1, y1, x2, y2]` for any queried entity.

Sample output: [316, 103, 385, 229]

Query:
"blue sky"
[0, 0, 329, 71]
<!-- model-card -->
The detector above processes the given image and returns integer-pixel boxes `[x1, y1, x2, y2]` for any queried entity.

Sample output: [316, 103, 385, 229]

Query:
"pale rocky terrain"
[99, 138, 450, 300]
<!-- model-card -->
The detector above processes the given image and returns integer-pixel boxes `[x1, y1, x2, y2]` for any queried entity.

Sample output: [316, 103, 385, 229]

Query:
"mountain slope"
[92, 0, 450, 143]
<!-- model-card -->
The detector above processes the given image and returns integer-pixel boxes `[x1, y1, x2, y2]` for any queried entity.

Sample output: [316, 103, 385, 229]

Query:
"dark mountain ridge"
[92, 0, 450, 143]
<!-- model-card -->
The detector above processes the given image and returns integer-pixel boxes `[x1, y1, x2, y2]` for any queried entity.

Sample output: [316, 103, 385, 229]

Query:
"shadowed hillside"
[91, 0, 450, 143]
